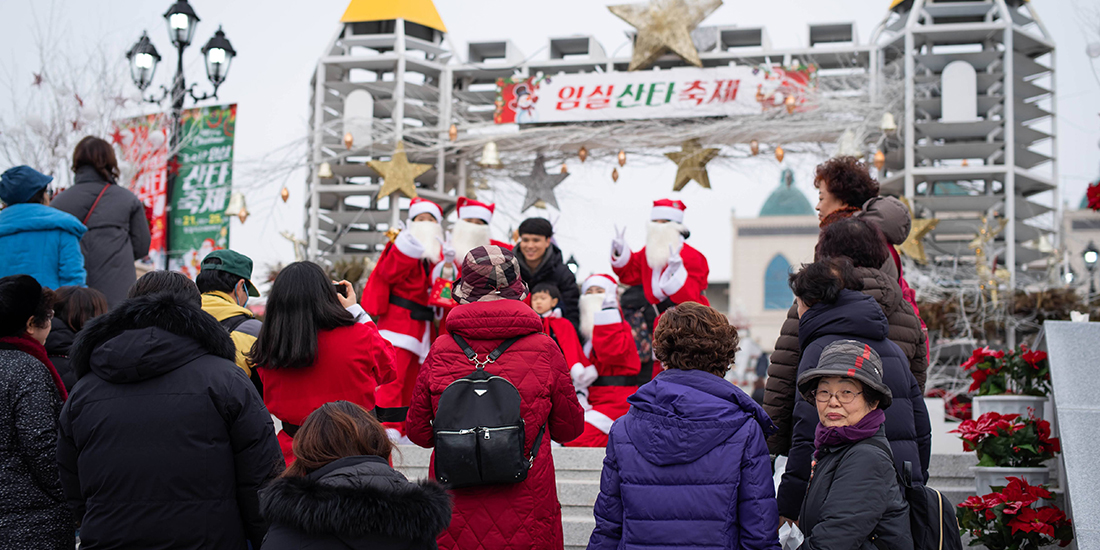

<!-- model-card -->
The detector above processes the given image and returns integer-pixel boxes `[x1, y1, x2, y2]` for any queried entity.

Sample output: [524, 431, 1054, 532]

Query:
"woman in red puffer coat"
[407, 245, 584, 550]
[252, 262, 396, 465]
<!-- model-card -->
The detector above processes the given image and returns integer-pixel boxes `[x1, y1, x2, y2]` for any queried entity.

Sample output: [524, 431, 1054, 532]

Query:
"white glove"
[393, 219, 406, 231]
[601, 290, 618, 311]
[658, 244, 685, 292]
[438, 231, 456, 265]
[576, 391, 592, 411]
[666, 244, 683, 272]
[395, 227, 424, 250]
[571, 363, 599, 390]
[610, 225, 627, 258]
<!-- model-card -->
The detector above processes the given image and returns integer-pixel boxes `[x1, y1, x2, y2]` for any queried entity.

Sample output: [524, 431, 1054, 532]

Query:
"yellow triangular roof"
[340, 0, 447, 33]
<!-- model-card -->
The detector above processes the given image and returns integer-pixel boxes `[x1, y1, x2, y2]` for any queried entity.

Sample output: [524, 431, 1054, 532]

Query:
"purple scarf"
[813, 408, 886, 459]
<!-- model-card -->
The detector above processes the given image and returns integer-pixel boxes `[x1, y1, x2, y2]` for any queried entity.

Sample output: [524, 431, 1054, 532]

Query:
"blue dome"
[759, 168, 815, 217]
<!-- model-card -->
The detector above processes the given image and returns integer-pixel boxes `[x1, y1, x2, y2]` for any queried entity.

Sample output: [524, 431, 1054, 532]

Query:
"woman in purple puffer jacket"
[587, 302, 781, 550]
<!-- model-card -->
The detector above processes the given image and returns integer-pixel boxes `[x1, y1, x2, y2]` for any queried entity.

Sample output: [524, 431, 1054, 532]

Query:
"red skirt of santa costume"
[564, 307, 641, 447]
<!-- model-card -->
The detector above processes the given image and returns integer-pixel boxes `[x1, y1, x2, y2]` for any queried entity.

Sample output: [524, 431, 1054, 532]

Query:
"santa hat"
[582, 273, 618, 295]
[651, 198, 686, 224]
[408, 197, 442, 223]
[457, 197, 495, 224]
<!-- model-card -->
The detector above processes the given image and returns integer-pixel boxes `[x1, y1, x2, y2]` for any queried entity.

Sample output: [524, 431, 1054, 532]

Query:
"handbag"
[429, 263, 457, 308]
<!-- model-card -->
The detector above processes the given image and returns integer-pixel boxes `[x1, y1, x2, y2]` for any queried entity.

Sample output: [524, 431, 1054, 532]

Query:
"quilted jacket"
[407, 299, 585, 550]
[764, 266, 927, 455]
[588, 368, 780, 550]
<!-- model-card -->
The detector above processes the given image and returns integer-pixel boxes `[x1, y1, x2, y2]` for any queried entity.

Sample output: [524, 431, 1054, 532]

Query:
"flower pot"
[970, 466, 1050, 497]
[972, 395, 1049, 422]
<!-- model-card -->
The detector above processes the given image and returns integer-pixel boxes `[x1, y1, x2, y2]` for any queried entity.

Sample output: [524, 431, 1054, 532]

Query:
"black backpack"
[433, 333, 546, 489]
[862, 438, 964, 550]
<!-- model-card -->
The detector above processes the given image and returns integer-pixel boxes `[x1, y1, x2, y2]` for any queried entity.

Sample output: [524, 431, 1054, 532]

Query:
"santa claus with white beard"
[361, 197, 446, 440]
[611, 198, 710, 310]
[565, 273, 643, 448]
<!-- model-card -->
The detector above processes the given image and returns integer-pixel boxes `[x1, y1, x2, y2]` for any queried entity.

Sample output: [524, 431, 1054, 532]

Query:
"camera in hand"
[333, 283, 348, 297]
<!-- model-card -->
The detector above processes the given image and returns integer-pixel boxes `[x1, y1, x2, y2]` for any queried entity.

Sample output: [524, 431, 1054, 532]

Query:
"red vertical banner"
[113, 114, 169, 267]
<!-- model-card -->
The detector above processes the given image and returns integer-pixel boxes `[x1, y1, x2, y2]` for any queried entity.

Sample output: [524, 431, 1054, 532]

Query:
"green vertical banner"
[169, 103, 236, 277]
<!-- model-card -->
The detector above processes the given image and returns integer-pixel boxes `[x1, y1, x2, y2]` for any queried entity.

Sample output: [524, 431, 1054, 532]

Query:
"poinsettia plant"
[961, 345, 1051, 396]
[950, 411, 1060, 468]
[957, 477, 1073, 550]
[1087, 180, 1100, 212]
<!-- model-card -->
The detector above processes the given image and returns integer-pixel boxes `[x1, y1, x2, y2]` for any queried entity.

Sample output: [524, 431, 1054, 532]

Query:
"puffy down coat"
[776, 289, 931, 520]
[765, 266, 927, 455]
[406, 299, 584, 550]
[588, 368, 780, 550]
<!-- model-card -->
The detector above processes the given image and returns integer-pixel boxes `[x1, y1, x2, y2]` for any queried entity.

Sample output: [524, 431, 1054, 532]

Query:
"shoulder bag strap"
[528, 423, 548, 463]
[83, 184, 111, 225]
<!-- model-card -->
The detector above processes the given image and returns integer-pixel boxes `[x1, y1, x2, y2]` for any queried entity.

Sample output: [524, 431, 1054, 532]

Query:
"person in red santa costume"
[610, 199, 710, 312]
[361, 197, 445, 440]
[564, 273, 642, 448]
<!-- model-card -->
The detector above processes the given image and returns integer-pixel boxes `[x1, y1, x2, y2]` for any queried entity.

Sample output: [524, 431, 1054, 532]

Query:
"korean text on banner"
[113, 114, 169, 266]
[494, 65, 815, 124]
[169, 103, 237, 278]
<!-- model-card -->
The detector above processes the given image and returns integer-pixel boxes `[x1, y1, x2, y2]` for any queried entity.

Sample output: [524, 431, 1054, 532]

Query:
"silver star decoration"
[514, 154, 569, 212]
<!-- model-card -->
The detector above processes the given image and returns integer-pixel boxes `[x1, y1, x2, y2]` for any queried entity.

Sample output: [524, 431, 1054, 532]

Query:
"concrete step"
[563, 515, 596, 549]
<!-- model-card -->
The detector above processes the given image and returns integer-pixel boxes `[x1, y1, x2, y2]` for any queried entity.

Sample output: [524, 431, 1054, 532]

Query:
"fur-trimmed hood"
[260, 456, 452, 541]
[71, 290, 235, 382]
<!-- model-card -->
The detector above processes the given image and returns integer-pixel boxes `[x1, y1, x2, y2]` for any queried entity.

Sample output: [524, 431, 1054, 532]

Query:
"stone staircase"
[393, 445, 986, 550]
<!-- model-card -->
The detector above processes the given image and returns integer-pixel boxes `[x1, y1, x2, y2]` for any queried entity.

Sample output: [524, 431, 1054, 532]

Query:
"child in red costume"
[565, 274, 641, 447]
[530, 283, 590, 376]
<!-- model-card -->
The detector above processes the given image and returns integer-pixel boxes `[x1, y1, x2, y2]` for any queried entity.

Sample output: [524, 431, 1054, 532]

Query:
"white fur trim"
[393, 230, 426, 258]
[408, 201, 442, 223]
[593, 308, 622, 326]
[584, 409, 616, 435]
[582, 275, 617, 295]
[379, 328, 430, 362]
[650, 268, 668, 301]
[610, 247, 631, 269]
[651, 205, 684, 223]
[658, 263, 689, 297]
[458, 204, 493, 224]
[345, 304, 373, 324]
[576, 392, 592, 411]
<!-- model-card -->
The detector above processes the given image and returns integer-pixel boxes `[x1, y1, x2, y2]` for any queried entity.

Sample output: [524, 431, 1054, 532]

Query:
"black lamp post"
[126, 0, 236, 269]
[1084, 241, 1099, 296]
[566, 255, 579, 275]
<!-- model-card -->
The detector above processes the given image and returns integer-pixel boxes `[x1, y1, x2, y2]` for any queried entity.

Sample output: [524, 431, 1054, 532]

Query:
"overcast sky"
[1, 0, 1097, 285]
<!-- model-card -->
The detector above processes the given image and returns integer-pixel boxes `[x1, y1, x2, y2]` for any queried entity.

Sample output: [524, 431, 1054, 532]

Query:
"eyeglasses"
[812, 389, 863, 404]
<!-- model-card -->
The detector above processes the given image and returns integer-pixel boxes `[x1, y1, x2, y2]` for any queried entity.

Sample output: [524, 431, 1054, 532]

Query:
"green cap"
[200, 249, 260, 297]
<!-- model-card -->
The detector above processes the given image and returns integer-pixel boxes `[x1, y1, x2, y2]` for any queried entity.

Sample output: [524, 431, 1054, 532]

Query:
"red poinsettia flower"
[962, 347, 999, 370]
[959, 495, 987, 511]
[1021, 348, 1048, 368]
[1088, 181, 1100, 212]
[1007, 506, 1067, 538]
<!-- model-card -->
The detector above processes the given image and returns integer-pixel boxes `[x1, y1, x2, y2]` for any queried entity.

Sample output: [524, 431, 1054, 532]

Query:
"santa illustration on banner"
[361, 197, 446, 439]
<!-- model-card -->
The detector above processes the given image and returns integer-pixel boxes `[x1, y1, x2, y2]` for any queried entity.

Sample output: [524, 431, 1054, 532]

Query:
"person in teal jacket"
[0, 166, 86, 288]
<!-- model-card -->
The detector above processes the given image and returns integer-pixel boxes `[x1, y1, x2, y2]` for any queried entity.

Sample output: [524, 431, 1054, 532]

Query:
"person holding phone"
[251, 262, 397, 466]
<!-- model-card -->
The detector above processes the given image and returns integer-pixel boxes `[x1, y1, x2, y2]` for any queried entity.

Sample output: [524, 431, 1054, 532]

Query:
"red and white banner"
[112, 114, 169, 266]
[494, 65, 815, 125]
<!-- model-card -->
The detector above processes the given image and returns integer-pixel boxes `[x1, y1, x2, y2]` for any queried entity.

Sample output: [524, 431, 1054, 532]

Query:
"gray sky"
[1, 0, 1097, 284]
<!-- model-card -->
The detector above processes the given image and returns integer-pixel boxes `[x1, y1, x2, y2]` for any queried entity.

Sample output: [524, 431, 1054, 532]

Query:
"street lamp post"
[1084, 241, 1099, 296]
[126, 0, 236, 269]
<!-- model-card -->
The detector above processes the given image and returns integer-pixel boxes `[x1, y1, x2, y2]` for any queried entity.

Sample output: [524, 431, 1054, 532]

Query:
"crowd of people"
[0, 134, 939, 550]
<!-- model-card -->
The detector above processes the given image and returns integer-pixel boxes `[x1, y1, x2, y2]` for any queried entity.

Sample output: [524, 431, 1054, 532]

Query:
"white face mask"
[406, 220, 444, 260]
[645, 221, 686, 269]
[578, 293, 605, 342]
[452, 219, 492, 263]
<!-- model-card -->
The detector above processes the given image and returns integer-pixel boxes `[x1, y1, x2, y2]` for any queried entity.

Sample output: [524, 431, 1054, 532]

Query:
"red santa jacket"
[362, 239, 435, 361]
[258, 321, 397, 464]
[406, 299, 584, 550]
[612, 243, 710, 307]
[541, 310, 589, 372]
[587, 308, 643, 426]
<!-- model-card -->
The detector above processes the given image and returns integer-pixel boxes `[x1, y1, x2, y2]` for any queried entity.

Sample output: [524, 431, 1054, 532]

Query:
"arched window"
[764, 254, 793, 310]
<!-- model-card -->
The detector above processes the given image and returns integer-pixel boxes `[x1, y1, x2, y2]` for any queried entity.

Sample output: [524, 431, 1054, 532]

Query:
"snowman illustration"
[511, 83, 539, 124]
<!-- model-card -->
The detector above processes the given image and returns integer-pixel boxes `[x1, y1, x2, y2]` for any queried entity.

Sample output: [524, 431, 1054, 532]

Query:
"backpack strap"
[452, 333, 524, 368]
[528, 423, 548, 464]
[220, 314, 250, 333]
[857, 437, 912, 489]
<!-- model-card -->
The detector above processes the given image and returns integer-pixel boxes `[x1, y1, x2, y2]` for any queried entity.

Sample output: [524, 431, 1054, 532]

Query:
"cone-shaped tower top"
[340, 0, 447, 32]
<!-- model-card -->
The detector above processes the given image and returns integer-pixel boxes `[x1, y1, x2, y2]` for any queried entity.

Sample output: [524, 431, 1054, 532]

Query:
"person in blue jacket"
[588, 302, 780, 550]
[0, 166, 86, 288]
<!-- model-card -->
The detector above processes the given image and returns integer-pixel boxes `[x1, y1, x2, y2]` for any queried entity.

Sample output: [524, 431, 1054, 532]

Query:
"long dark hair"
[53, 286, 109, 332]
[72, 136, 120, 183]
[283, 401, 394, 478]
[249, 261, 354, 369]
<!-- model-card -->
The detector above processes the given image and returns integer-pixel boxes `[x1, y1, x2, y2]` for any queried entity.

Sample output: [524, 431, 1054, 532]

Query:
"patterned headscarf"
[452, 245, 529, 304]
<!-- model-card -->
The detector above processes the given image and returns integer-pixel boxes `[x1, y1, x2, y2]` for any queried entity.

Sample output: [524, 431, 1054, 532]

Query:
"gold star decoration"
[895, 197, 940, 264]
[969, 216, 1010, 304]
[368, 142, 431, 200]
[608, 0, 723, 71]
[665, 138, 720, 191]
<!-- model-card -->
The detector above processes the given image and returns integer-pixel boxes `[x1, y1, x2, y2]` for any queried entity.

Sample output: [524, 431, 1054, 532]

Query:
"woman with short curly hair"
[588, 302, 781, 550]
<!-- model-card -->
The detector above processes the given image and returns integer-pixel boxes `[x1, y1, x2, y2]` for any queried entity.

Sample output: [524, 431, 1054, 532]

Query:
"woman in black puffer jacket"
[45, 286, 108, 392]
[261, 401, 452, 550]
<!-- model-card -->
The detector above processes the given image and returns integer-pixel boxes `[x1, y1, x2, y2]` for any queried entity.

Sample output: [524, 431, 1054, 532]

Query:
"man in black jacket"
[57, 271, 284, 550]
[515, 217, 580, 330]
